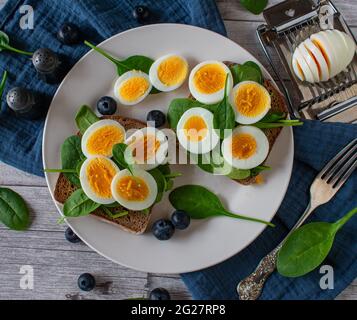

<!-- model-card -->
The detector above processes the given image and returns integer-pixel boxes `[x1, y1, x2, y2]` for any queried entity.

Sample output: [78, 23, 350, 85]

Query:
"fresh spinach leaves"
[169, 185, 275, 227]
[0, 187, 30, 230]
[253, 119, 303, 129]
[240, 0, 268, 15]
[63, 189, 101, 218]
[0, 70, 7, 112]
[75, 105, 100, 134]
[112, 143, 134, 175]
[230, 61, 263, 85]
[0, 31, 33, 56]
[277, 207, 357, 277]
[101, 205, 129, 219]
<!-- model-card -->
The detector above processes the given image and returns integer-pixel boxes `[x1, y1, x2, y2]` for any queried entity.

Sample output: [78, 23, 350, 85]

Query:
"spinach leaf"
[0, 188, 30, 230]
[101, 205, 129, 219]
[253, 120, 303, 129]
[169, 185, 274, 226]
[240, 0, 268, 15]
[213, 76, 236, 139]
[250, 165, 271, 177]
[227, 168, 251, 180]
[0, 70, 8, 112]
[149, 167, 167, 203]
[277, 207, 357, 277]
[112, 143, 134, 175]
[230, 63, 262, 85]
[260, 112, 286, 123]
[0, 31, 33, 56]
[63, 189, 101, 217]
[75, 105, 99, 134]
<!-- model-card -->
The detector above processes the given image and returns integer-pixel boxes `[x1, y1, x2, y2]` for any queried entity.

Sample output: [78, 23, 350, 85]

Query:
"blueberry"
[97, 96, 117, 115]
[133, 6, 151, 24]
[65, 227, 81, 243]
[152, 219, 175, 240]
[57, 23, 81, 45]
[147, 110, 166, 128]
[171, 210, 191, 230]
[77, 273, 96, 291]
[149, 288, 171, 300]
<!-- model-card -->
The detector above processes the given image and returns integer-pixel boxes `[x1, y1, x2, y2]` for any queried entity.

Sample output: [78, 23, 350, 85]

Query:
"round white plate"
[43, 24, 293, 274]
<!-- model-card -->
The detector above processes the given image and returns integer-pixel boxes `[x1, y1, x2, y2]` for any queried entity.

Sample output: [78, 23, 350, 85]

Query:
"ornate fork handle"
[237, 245, 282, 300]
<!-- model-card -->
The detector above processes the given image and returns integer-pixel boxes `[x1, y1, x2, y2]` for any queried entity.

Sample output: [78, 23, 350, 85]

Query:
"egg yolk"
[87, 125, 125, 156]
[193, 64, 226, 94]
[86, 158, 117, 198]
[119, 77, 150, 102]
[158, 56, 188, 86]
[130, 134, 161, 163]
[184, 116, 208, 142]
[235, 83, 270, 118]
[231, 133, 257, 159]
[116, 176, 149, 201]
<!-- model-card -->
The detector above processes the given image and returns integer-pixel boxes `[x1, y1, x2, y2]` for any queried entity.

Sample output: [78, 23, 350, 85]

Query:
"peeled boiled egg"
[222, 126, 269, 170]
[114, 70, 152, 105]
[292, 47, 316, 83]
[80, 157, 120, 205]
[149, 54, 189, 92]
[176, 107, 219, 154]
[81, 119, 126, 158]
[125, 127, 168, 171]
[229, 81, 271, 124]
[111, 168, 158, 211]
[189, 60, 233, 104]
[297, 42, 320, 83]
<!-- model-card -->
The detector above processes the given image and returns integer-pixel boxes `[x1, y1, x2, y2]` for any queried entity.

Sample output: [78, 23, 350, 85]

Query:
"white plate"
[43, 24, 293, 274]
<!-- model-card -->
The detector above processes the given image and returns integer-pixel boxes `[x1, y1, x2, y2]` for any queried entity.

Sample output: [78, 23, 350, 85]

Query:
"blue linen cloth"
[182, 120, 357, 300]
[0, 0, 226, 176]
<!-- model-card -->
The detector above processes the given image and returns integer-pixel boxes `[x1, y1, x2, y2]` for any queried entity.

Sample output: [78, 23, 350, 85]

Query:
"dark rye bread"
[54, 115, 152, 235]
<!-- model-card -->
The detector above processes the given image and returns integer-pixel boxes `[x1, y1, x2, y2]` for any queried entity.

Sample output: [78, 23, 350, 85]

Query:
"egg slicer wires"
[257, 0, 357, 123]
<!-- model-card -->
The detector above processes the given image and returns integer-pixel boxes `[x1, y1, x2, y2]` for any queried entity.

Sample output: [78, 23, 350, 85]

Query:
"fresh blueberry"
[65, 227, 81, 243]
[97, 96, 117, 115]
[57, 23, 81, 45]
[152, 219, 175, 240]
[149, 288, 171, 300]
[77, 273, 96, 292]
[133, 5, 151, 24]
[171, 210, 191, 230]
[147, 110, 166, 128]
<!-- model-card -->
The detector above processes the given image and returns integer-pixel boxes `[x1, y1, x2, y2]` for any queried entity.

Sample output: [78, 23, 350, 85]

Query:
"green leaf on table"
[0, 70, 8, 112]
[0, 31, 33, 56]
[75, 105, 100, 134]
[0, 187, 30, 230]
[63, 189, 101, 218]
[240, 0, 268, 15]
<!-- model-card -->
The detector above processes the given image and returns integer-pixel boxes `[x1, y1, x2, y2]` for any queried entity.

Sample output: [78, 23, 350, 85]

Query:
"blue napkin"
[0, 0, 226, 176]
[182, 120, 357, 300]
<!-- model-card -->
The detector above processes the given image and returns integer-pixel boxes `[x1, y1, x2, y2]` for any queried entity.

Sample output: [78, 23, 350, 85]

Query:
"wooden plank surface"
[0, 0, 356, 300]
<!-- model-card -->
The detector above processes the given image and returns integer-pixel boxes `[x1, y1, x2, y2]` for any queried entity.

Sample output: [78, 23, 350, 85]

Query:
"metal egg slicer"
[257, 0, 357, 123]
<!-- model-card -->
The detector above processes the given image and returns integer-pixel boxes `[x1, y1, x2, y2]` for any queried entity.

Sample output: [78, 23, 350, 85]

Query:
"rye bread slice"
[54, 115, 152, 235]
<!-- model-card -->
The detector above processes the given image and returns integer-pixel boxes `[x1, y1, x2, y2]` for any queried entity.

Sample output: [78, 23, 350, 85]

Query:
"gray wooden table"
[0, 0, 356, 300]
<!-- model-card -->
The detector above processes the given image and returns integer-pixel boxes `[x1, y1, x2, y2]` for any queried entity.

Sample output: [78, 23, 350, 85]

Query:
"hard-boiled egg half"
[125, 127, 168, 171]
[81, 119, 126, 158]
[149, 54, 189, 92]
[80, 157, 120, 205]
[111, 168, 158, 211]
[222, 126, 269, 170]
[176, 107, 219, 154]
[114, 70, 152, 105]
[189, 60, 233, 104]
[229, 81, 271, 124]
[292, 29, 356, 83]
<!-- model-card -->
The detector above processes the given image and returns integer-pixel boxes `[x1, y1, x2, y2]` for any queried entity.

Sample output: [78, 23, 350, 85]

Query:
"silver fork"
[237, 138, 357, 300]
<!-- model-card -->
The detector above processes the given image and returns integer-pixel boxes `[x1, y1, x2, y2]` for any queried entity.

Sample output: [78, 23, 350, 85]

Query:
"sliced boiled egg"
[149, 54, 189, 92]
[303, 38, 330, 81]
[189, 60, 233, 104]
[297, 42, 320, 82]
[229, 81, 271, 124]
[80, 157, 120, 205]
[334, 30, 356, 69]
[111, 168, 158, 211]
[176, 107, 219, 154]
[292, 46, 316, 83]
[222, 126, 269, 170]
[81, 119, 126, 158]
[125, 127, 168, 171]
[114, 70, 152, 106]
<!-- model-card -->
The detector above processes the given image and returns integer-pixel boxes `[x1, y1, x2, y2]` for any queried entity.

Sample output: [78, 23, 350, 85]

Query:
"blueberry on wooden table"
[57, 23, 81, 45]
[147, 110, 166, 127]
[78, 273, 96, 291]
[97, 96, 117, 115]
[65, 227, 81, 243]
[133, 5, 151, 24]
[152, 219, 175, 240]
[149, 288, 171, 300]
[171, 210, 190, 230]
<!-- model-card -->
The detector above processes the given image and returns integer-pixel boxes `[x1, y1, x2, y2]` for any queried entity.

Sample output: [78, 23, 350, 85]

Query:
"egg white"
[176, 107, 219, 155]
[333, 30, 356, 71]
[297, 42, 320, 82]
[80, 157, 120, 205]
[111, 168, 158, 211]
[292, 47, 316, 83]
[149, 54, 189, 92]
[229, 81, 271, 125]
[189, 60, 233, 104]
[125, 127, 168, 171]
[113, 70, 152, 106]
[81, 119, 126, 158]
[222, 126, 269, 170]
